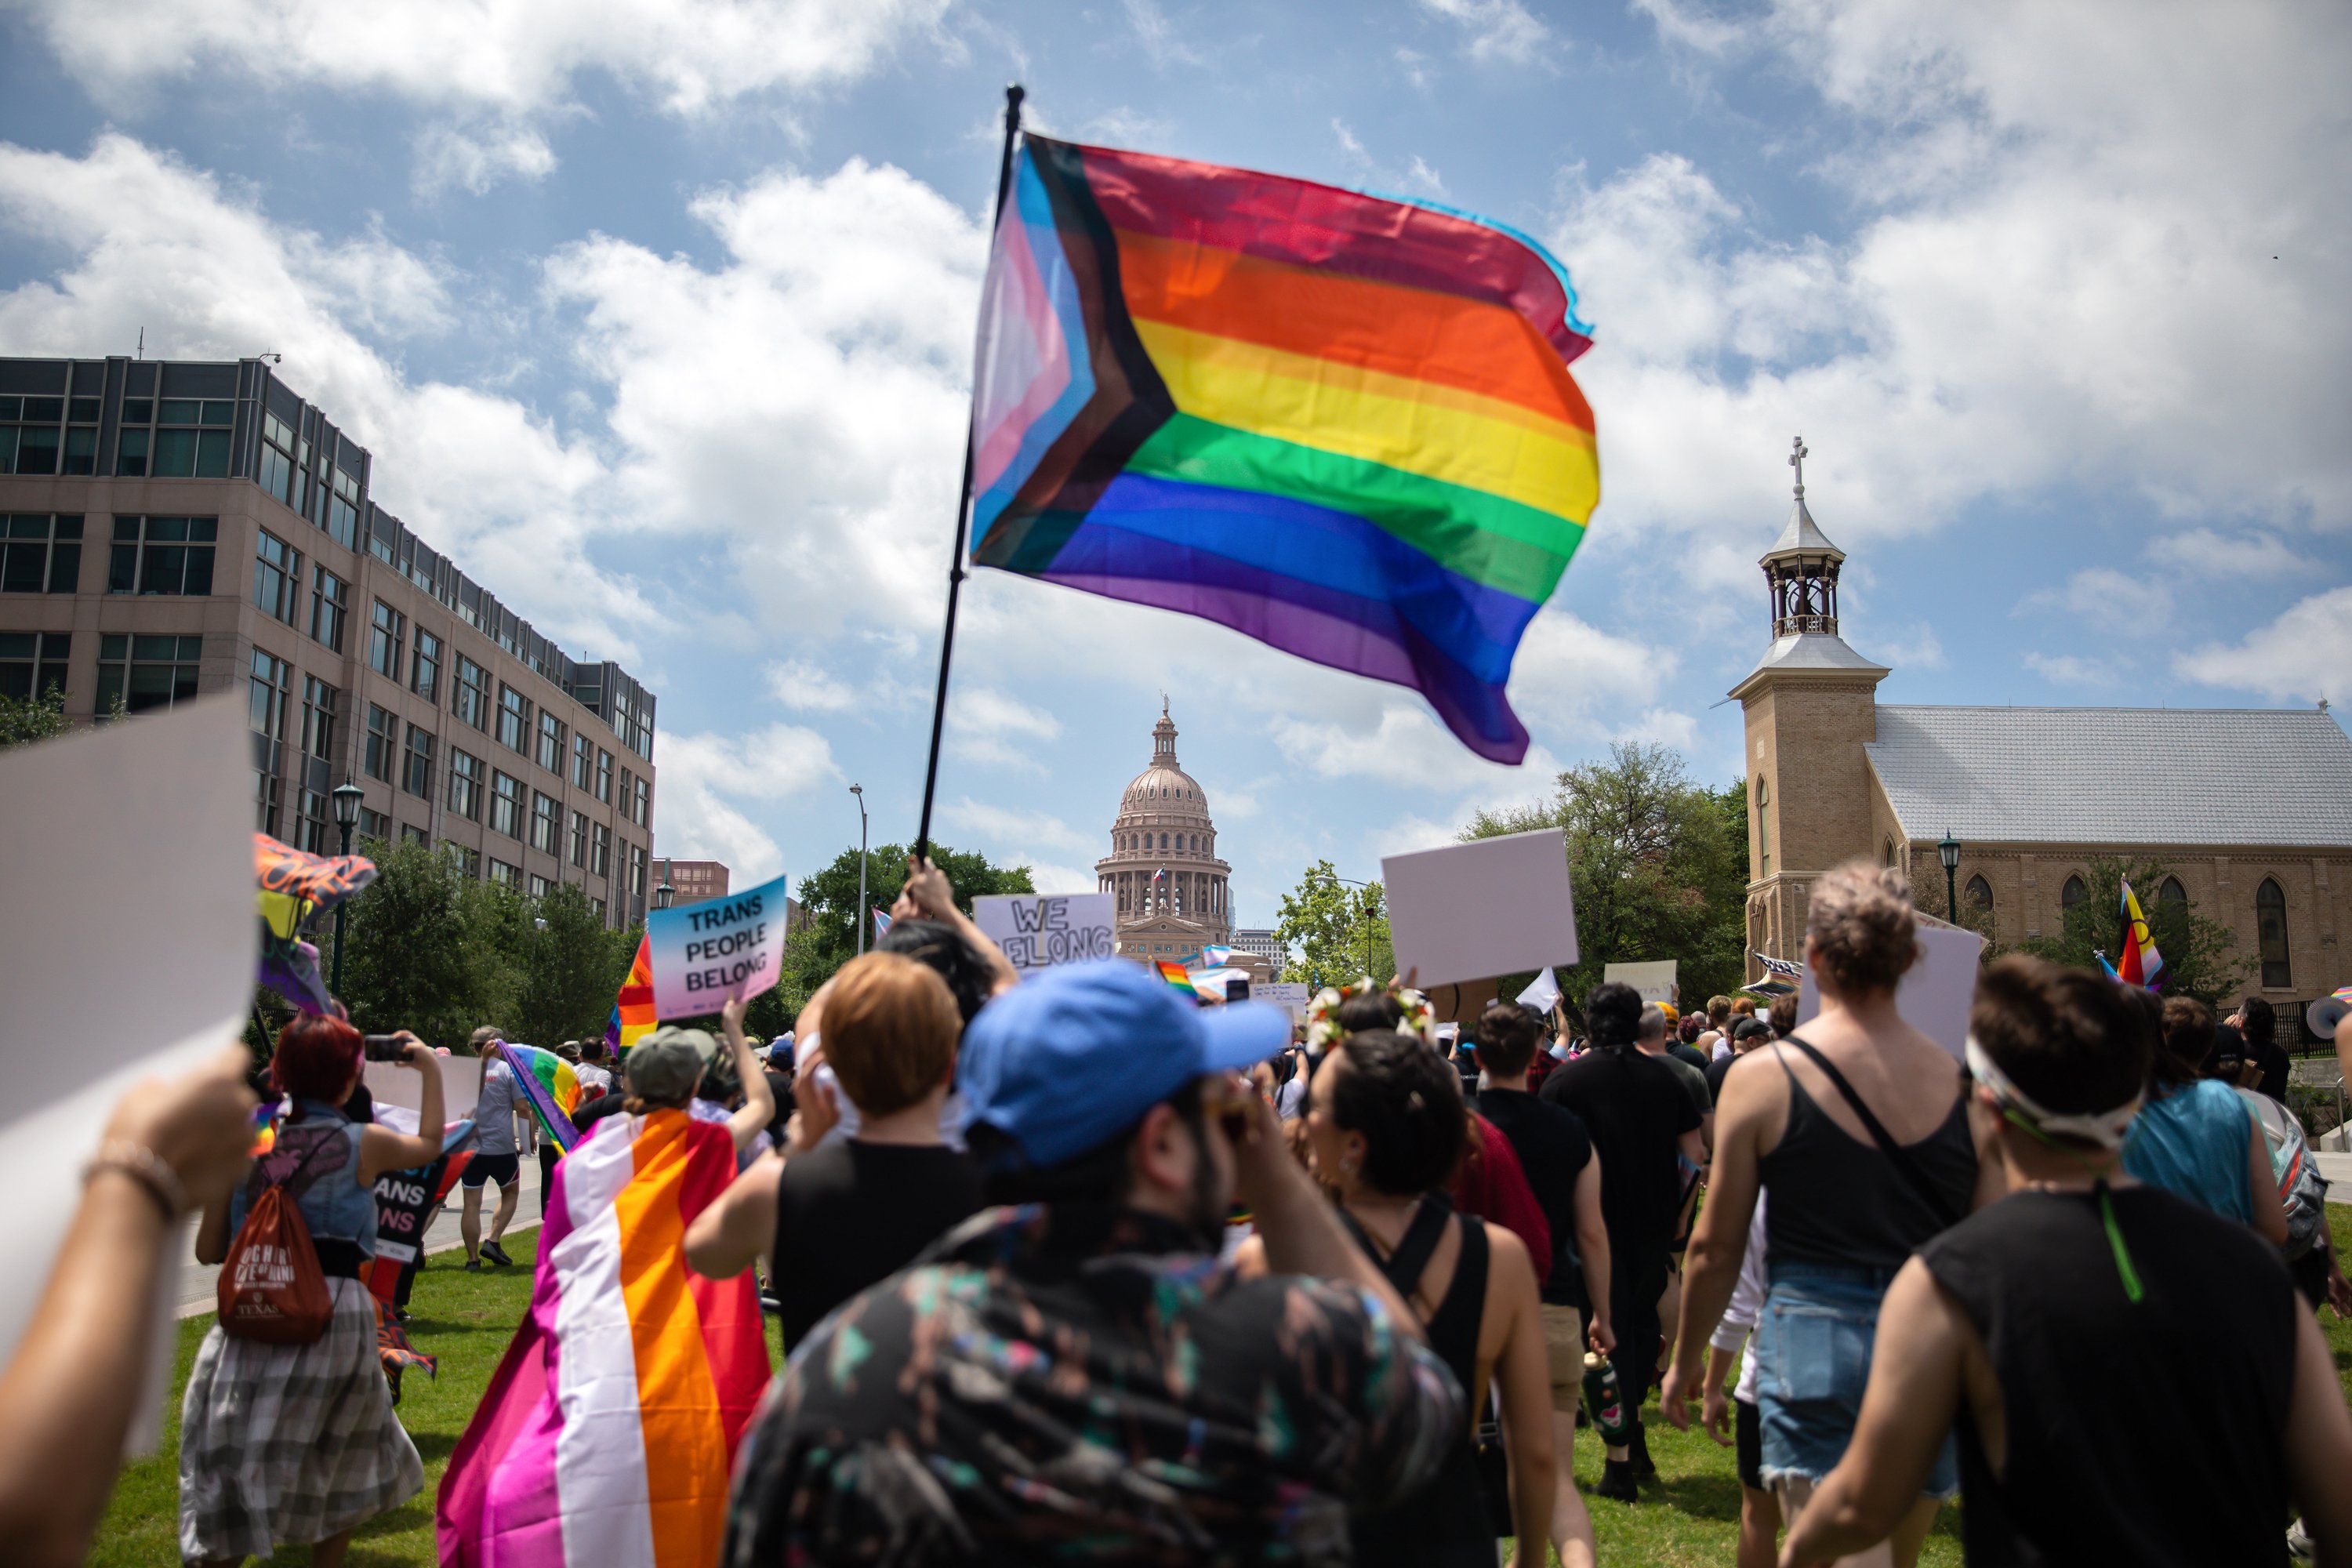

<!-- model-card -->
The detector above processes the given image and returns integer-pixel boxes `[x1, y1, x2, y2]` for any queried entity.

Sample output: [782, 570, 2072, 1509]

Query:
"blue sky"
[2, 0, 2345, 923]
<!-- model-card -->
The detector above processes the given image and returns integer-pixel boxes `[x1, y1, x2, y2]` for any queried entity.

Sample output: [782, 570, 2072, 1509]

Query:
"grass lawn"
[90, 1211, 2352, 1566]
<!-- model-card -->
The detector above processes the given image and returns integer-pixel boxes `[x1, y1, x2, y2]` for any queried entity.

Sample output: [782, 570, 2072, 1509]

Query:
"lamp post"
[328, 779, 365, 996]
[1938, 832, 1962, 923]
[655, 856, 676, 912]
[850, 783, 869, 956]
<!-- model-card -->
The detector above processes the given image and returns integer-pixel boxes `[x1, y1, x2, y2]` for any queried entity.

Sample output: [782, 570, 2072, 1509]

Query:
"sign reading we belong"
[648, 872, 788, 1018]
[971, 892, 1116, 978]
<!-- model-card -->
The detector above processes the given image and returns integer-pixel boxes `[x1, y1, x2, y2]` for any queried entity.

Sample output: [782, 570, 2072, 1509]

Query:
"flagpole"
[914, 82, 1025, 864]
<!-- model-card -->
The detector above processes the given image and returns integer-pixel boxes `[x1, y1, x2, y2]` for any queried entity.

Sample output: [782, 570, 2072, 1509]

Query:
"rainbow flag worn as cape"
[1156, 960, 1199, 996]
[969, 134, 1599, 764]
[2098, 880, 2166, 992]
[497, 1043, 583, 1153]
[437, 1110, 769, 1568]
[604, 933, 655, 1059]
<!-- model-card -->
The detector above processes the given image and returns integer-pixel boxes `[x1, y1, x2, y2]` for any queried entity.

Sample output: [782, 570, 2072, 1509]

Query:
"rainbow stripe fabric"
[970, 135, 1599, 763]
[604, 934, 655, 1059]
[437, 1109, 768, 1568]
[1156, 960, 1199, 996]
[498, 1042, 583, 1153]
[2097, 880, 2166, 992]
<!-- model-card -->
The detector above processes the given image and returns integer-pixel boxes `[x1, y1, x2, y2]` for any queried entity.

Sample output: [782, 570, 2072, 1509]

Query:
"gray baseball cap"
[626, 1025, 717, 1103]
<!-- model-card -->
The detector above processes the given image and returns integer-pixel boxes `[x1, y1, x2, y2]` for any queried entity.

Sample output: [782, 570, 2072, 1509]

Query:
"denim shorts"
[1755, 1261, 1957, 1497]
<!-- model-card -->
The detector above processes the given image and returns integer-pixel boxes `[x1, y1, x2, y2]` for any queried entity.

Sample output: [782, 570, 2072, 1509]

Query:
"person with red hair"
[183, 1015, 445, 1567]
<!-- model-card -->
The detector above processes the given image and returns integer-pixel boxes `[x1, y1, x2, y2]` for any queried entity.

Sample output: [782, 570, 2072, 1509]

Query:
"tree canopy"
[1274, 861, 1393, 991]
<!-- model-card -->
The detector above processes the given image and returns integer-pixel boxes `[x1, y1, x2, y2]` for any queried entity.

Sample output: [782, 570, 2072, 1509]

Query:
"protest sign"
[1604, 960, 1679, 1004]
[1257, 982, 1311, 1023]
[971, 892, 1116, 977]
[1797, 920, 1986, 1058]
[0, 697, 252, 1449]
[1383, 828, 1578, 988]
[647, 873, 788, 1018]
[1516, 967, 1562, 1013]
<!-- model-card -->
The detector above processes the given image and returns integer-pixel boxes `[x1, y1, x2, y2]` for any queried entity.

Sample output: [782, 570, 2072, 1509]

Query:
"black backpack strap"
[1780, 1035, 1962, 1229]
[1338, 1195, 1456, 1298]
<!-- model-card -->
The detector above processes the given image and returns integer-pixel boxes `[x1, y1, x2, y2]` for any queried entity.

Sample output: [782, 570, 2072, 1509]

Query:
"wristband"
[85, 1139, 188, 1221]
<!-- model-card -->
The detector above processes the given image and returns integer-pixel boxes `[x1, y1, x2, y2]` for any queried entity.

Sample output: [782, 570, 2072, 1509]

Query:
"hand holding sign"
[647, 873, 788, 1020]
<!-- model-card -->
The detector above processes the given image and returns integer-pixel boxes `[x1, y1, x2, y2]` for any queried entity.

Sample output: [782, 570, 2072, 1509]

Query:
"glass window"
[2256, 878, 2292, 989]
[401, 822, 429, 846]
[1964, 875, 1992, 909]
[364, 703, 397, 782]
[401, 724, 435, 799]
[591, 822, 611, 878]
[445, 842, 481, 879]
[368, 600, 405, 681]
[488, 858, 521, 889]
[94, 633, 200, 713]
[299, 675, 338, 763]
[569, 808, 588, 868]
[356, 805, 388, 841]
[595, 748, 612, 804]
[326, 466, 361, 550]
[260, 413, 297, 507]
[633, 775, 650, 828]
[497, 684, 530, 753]
[572, 733, 594, 791]
[255, 770, 280, 836]
[490, 770, 524, 837]
[536, 710, 566, 773]
[252, 529, 300, 622]
[448, 747, 484, 821]
[453, 655, 488, 730]
[295, 789, 332, 855]
[247, 648, 289, 743]
[627, 842, 648, 901]
[411, 630, 441, 702]
[114, 427, 149, 477]
[1755, 775, 1771, 876]
[0, 630, 71, 702]
[2061, 875, 2087, 910]
[2157, 877, 2187, 905]
[530, 791, 561, 854]
[151, 401, 231, 478]
[309, 566, 348, 652]
[1, 514, 82, 594]
[528, 872, 553, 899]
[107, 517, 217, 596]
[0, 397, 61, 475]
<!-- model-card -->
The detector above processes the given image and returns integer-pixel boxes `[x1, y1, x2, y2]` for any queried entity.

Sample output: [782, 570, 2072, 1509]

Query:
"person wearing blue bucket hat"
[723, 960, 1468, 1565]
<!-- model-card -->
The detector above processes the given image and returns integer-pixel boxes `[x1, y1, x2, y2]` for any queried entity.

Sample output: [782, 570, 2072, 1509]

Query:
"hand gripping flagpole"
[914, 82, 1025, 865]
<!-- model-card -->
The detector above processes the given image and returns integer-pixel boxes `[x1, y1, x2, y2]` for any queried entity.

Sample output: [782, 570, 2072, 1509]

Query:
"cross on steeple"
[1788, 435, 1809, 498]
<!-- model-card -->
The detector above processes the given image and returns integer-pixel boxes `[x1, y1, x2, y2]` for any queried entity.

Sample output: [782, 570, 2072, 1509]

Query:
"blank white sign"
[1383, 828, 1579, 989]
[1796, 923, 1986, 1058]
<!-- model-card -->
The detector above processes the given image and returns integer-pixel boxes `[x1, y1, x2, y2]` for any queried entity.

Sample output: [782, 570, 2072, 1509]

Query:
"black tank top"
[1340, 1196, 1494, 1568]
[1918, 1186, 2298, 1565]
[1760, 1043, 1977, 1270]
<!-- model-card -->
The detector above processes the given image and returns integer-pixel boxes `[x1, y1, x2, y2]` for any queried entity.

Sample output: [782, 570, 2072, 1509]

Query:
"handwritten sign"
[971, 892, 1116, 977]
[1603, 960, 1679, 1005]
[1256, 982, 1312, 1024]
[647, 872, 787, 1018]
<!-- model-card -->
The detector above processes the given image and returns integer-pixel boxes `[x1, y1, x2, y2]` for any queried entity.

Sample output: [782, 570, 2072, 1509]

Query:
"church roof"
[1864, 706, 2352, 848]
[1764, 495, 1843, 561]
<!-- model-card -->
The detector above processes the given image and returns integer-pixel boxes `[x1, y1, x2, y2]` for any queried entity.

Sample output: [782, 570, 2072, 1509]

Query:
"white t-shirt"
[575, 1063, 612, 1095]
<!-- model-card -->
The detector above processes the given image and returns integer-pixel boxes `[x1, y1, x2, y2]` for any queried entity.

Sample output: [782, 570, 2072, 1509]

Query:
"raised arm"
[360, 1033, 444, 1180]
[720, 996, 775, 1155]
[896, 855, 1019, 996]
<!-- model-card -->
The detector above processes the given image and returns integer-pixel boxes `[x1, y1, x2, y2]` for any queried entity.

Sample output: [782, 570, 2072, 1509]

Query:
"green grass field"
[92, 1212, 2352, 1566]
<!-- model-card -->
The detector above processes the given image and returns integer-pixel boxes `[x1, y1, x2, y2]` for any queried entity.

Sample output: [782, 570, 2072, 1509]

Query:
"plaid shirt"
[723, 1203, 1465, 1566]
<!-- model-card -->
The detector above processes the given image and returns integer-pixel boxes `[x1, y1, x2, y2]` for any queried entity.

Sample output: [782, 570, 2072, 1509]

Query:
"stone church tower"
[1098, 704, 1244, 967]
[1730, 438, 1889, 970]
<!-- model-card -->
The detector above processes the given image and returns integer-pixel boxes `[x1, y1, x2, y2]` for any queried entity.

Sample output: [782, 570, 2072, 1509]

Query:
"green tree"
[511, 881, 635, 1047]
[0, 685, 68, 749]
[336, 837, 521, 1051]
[1275, 862, 1394, 991]
[1461, 742, 1749, 1015]
[2018, 855, 2249, 1003]
[786, 841, 1036, 994]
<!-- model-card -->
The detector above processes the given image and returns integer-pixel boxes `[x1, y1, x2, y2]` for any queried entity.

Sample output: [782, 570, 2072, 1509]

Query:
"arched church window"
[1755, 777, 1771, 876]
[2061, 875, 2087, 911]
[1882, 837, 1896, 868]
[2256, 878, 2292, 989]
[2157, 877, 2185, 906]
[1965, 875, 1991, 909]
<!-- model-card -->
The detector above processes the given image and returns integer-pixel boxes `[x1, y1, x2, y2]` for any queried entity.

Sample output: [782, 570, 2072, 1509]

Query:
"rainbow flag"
[437, 1110, 769, 1568]
[1156, 960, 1199, 996]
[497, 1042, 583, 1153]
[969, 134, 1599, 763]
[604, 933, 655, 1059]
[2098, 880, 2166, 992]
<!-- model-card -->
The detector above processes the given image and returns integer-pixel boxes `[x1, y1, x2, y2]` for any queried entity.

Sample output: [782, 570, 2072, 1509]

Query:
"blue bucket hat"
[957, 960, 1290, 1168]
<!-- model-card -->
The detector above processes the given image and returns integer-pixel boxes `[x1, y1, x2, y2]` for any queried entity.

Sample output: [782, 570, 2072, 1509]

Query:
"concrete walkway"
[176, 1157, 545, 1318]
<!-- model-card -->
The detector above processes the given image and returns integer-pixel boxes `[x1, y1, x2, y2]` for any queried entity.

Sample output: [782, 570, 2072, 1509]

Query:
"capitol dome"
[1097, 703, 1232, 948]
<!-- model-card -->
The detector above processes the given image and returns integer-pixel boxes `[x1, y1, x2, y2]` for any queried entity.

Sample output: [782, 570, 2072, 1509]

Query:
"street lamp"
[328, 779, 365, 996]
[1938, 831, 1962, 922]
[851, 783, 869, 956]
[655, 856, 676, 912]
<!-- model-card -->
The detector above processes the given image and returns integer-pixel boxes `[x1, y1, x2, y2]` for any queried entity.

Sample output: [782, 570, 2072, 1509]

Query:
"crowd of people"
[5, 855, 2352, 1566]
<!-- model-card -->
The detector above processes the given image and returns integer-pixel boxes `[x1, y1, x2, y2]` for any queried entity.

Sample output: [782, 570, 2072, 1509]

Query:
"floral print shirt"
[723, 1203, 1466, 1566]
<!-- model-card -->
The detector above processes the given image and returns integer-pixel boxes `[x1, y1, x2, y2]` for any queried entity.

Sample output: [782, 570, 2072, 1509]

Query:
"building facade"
[0, 356, 660, 927]
[1736, 440, 2352, 1040]
[662, 858, 731, 904]
[1097, 705, 1273, 977]
[1233, 927, 1283, 967]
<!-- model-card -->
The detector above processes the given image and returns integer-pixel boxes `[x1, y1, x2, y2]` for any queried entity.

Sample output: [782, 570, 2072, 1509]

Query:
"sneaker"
[1595, 1458, 1640, 1504]
[481, 1240, 514, 1268]
[760, 1291, 783, 1316]
[464, 1258, 482, 1272]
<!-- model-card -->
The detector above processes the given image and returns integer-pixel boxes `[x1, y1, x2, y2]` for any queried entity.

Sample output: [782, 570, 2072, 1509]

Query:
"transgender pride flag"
[437, 1109, 768, 1568]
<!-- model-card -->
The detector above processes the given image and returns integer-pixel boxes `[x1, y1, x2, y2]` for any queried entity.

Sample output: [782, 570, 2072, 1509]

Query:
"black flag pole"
[913, 82, 1025, 866]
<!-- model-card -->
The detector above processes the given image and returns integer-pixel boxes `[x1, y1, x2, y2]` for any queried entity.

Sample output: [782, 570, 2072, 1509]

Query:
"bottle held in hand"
[1582, 1349, 1632, 1446]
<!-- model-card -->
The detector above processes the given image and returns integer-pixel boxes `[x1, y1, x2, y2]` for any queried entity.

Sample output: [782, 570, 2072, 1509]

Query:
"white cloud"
[1615, 706, 1700, 750]
[2172, 584, 2352, 702]
[2017, 568, 2172, 635]
[413, 120, 558, 198]
[653, 721, 842, 881]
[1123, 0, 1203, 67]
[942, 797, 1095, 856]
[1403, 156, 1449, 198]
[1022, 862, 1098, 895]
[1420, 0, 1553, 64]
[2145, 528, 2316, 579]
[2023, 651, 2122, 688]
[946, 685, 1064, 772]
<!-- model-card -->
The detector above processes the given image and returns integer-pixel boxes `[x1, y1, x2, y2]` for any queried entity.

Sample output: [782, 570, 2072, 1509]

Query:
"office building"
[661, 858, 731, 903]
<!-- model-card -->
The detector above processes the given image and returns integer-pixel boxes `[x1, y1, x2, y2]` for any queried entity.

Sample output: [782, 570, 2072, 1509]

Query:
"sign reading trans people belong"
[648, 873, 787, 1018]
[971, 892, 1116, 978]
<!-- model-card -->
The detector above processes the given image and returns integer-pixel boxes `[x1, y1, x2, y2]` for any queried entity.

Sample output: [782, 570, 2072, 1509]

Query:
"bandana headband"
[1963, 1034, 2143, 1151]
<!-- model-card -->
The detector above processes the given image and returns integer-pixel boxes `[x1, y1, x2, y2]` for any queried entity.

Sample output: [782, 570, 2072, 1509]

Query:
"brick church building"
[1737, 440, 2352, 1040]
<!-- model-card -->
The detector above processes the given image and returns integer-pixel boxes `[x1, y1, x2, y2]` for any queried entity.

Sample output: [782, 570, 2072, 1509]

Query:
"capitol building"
[1097, 705, 1275, 981]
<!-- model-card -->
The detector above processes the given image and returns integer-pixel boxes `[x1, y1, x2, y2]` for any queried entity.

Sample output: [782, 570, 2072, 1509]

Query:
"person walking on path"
[1663, 862, 1990, 1568]
[1780, 956, 2352, 1566]
[182, 1015, 445, 1568]
[459, 1025, 524, 1269]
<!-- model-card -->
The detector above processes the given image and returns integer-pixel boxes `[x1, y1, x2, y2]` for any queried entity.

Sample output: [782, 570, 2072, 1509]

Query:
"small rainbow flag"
[969, 134, 1599, 763]
[604, 933, 655, 1059]
[437, 1109, 768, 1567]
[2097, 880, 2165, 992]
[497, 1042, 582, 1153]
[1156, 960, 1198, 996]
